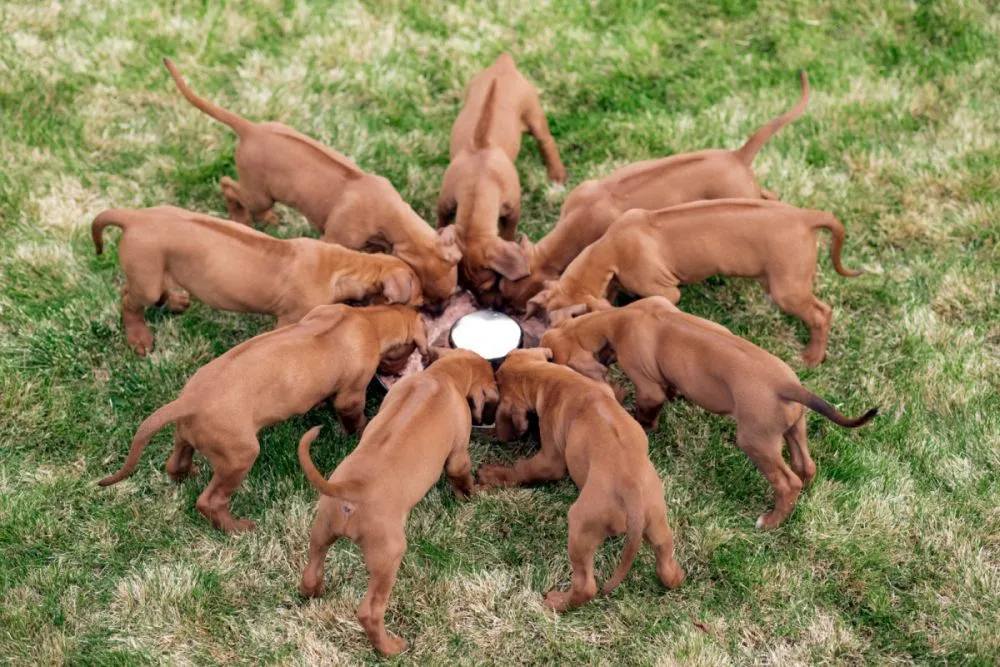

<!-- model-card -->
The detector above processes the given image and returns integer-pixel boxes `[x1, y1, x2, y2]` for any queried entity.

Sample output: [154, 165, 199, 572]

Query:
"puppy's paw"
[375, 633, 409, 657]
[800, 348, 825, 368]
[164, 289, 191, 314]
[229, 518, 257, 533]
[542, 589, 571, 612]
[258, 209, 281, 226]
[755, 513, 783, 531]
[476, 464, 514, 488]
[126, 330, 154, 357]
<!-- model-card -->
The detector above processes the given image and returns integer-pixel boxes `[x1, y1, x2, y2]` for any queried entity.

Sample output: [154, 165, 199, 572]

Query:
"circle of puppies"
[95, 54, 879, 657]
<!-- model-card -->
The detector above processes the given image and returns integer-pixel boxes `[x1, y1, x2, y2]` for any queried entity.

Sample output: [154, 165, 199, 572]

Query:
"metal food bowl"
[373, 289, 547, 429]
[449, 310, 523, 368]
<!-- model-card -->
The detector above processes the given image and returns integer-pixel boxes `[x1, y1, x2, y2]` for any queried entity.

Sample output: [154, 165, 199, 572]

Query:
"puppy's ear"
[524, 289, 550, 318]
[436, 226, 463, 265]
[486, 239, 530, 280]
[427, 345, 454, 364]
[584, 296, 614, 312]
[495, 397, 529, 441]
[549, 303, 587, 325]
[568, 349, 608, 382]
[413, 317, 430, 357]
[469, 381, 500, 424]
[382, 268, 414, 304]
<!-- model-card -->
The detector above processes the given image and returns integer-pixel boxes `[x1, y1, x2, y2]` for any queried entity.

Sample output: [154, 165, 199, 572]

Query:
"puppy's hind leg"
[220, 176, 279, 226]
[544, 493, 602, 612]
[300, 509, 343, 598]
[195, 436, 260, 533]
[524, 96, 567, 184]
[357, 526, 409, 656]
[121, 283, 157, 356]
[159, 274, 191, 314]
[769, 280, 833, 367]
[784, 412, 816, 486]
[165, 433, 196, 482]
[643, 489, 685, 589]
[737, 425, 803, 530]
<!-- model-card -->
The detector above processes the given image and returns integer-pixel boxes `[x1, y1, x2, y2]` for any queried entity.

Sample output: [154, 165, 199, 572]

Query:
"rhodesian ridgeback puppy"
[437, 54, 565, 302]
[92, 206, 422, 355]
[97, 304, 429, 533]
[540, 297, 878, 529]
[500, 71, 810, 311]
[297, 348, 498, 656]
[526, 198, 863, 366]
[478, 349, 685, 612]
[164, 58, 461, 304]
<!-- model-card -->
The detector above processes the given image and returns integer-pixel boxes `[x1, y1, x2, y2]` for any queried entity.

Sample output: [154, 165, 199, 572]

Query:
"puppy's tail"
[811, 212, 862, 277]
[91, 208, 137, 255]
[297, 427, 362, 500]
[781, 386, 878, 428]
[601, 481, 645, 596]
[98, 399, 191, 486]
[163, 57, 254, 137]
[734, 70, 809, 166]
[473, 79, 498, 150]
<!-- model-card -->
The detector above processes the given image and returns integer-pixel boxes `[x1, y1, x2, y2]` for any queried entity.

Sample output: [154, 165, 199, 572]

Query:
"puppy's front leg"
[478, 449, 566, 488]
[333, 387, 368, 435]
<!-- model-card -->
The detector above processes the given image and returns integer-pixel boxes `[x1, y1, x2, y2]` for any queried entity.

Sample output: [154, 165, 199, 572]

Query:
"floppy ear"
[549, 303, 587, 326]
[381, 268, 414, 304]
[567, 349, 608, 382]
[584, 296, 614, 312]
[486, 238, 530, 280]
[495, 396, 529, 441]
[413, 318, 430, 357]
[426, 345, 454, 364]
[436, 225, 463, 265]
[524, 289, 550, 318]
[469, 381, 500, 424]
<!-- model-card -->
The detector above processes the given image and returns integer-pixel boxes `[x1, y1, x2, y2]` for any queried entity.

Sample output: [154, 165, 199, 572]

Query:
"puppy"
[500, 71, 809, 311]
[92, 206, 422, 355]
[438, 54, 565, 302]
[478, 349, 685, 612]
[97, 304, 429, 533]
[297, 348, 498, 656]
[541, 297, 878, 529]
[527, 199, 863, 366]
[164, 58, 461, 304]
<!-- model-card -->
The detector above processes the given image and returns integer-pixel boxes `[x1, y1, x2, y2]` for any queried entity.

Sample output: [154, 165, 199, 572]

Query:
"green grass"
[2, 0, 999, 663]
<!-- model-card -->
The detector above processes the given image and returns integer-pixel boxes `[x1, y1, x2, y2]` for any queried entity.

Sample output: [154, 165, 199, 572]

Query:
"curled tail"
[98, 400, 191, 486]
[781, 386, 878, 428]
[473, 80, 498, 149]
[812, 212, 862, 277]
[163, 57, 254, 136]
[91, 208, 136, 255]
[734, 70, 810, 165]
[297, 427, 361, 499]
[601, 482, 645, 596]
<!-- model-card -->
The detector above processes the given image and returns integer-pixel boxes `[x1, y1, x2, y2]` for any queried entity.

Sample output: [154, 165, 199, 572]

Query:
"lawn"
[1, 0, 999, 664]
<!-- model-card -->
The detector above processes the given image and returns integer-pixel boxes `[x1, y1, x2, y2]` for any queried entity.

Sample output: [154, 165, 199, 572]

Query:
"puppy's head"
[414, 226, 461, 305]
[380, 266, 423, 307]
[541, 326, 610, 382]
[426, 347, 500, 424]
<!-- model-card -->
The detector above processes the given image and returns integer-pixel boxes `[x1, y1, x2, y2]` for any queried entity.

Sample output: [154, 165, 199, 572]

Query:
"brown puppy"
[500, 72, 809, 311]
[297, 348, 499, 656]
[164, 58, 461, 303]
[527, 198, 863, 366]
[97, 304, 429, 533]
[478, 349, 685, 612]
[437, 54, 565, 302]
[541, 297, 878, 529]
[92, 206, 423, 356]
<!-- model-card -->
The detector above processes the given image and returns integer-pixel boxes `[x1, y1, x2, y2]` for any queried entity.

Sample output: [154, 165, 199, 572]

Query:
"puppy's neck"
[365, 308, 420, 353]
[455, 181, 503, 241]
[556, 243, 616, 305]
